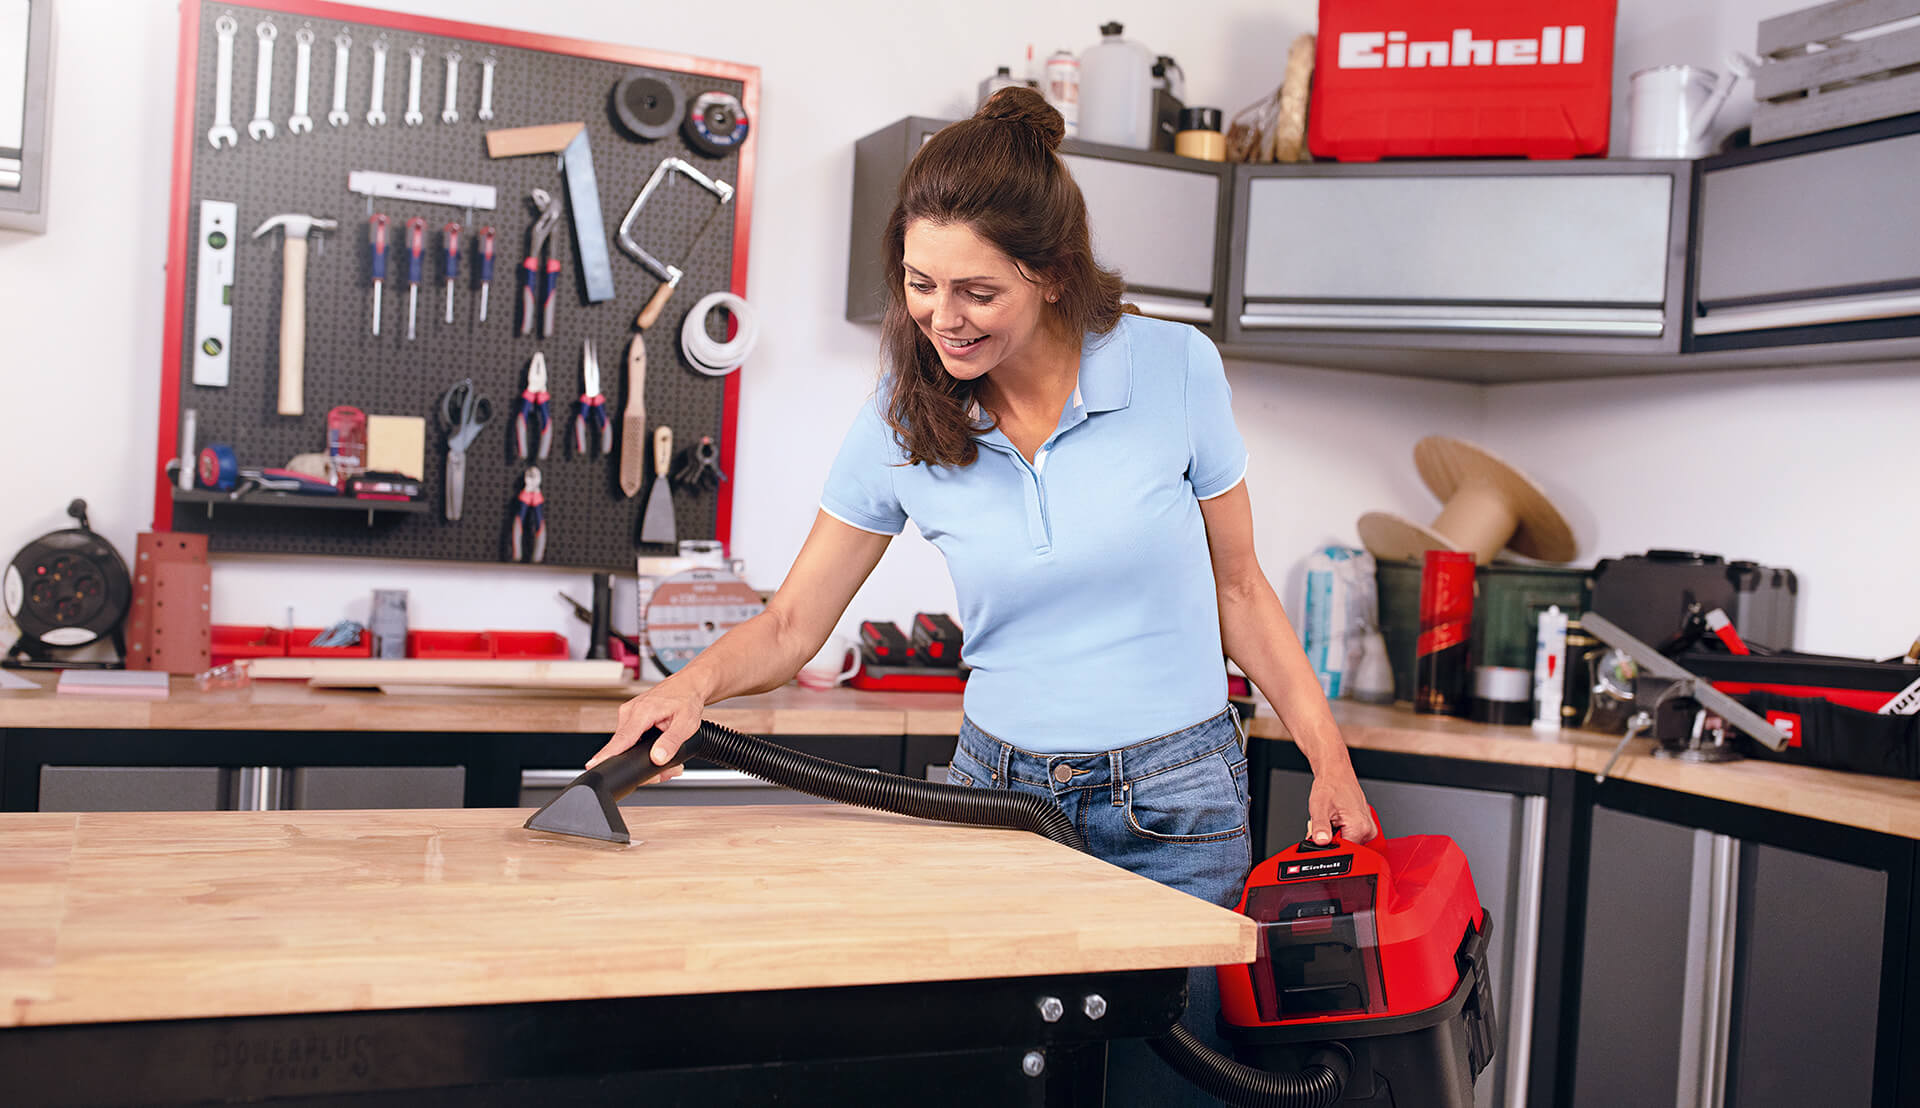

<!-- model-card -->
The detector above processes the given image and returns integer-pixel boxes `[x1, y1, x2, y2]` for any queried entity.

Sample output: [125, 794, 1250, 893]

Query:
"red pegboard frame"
[151, 0, 756, 553]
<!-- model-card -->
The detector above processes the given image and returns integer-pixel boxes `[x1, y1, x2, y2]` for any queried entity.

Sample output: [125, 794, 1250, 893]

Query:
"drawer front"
[1061, 153, 1220, 316]
[39, 766, 225, 812]
[289, 766, 467, 810]
[1243, 174, 1673, 306]
[1697, 130, 1920, 307]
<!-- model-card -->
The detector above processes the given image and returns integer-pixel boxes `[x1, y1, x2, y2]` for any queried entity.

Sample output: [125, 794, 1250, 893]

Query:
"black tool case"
[1590, 551, 1798, 651]
[1670, 650, 1920, 779]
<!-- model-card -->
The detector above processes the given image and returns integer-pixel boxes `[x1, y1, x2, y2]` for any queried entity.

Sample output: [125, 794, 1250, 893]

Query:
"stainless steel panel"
[289, 766, 467, 810]
[38, 766, 225, 812]
[1697, 132, 1920, 304]
[1244, 175, 1672, 304]
[1692, 290, 1920, 335]
[1061, 153, 1219, 296]
[1240, 303, 1665, 336]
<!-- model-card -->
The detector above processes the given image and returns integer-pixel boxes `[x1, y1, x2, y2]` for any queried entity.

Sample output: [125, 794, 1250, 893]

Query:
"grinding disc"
[642, 567, 764, 674]
[613, 73, 685, 141]
[1413, 437, 1576, 563]
[682, 90, 749, 157]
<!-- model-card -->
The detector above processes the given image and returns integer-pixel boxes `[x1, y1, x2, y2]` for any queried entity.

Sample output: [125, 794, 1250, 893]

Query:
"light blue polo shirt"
[821, 313, 1249, 753]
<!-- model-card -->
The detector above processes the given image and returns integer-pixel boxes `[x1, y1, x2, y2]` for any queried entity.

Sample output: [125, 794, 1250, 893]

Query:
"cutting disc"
[643, 567, 764, 674]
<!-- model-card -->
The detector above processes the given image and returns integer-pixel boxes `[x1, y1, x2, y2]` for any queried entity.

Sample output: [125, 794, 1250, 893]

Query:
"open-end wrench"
[366, 37, 389, 126]
[248, 21, 277, 141]
[441, 51, 461, 124]
[288, 26, 314, 133]
[206, 15, 239, 148]
[404, 44, 425, 126]
[327, 32, 351, 126]
[477, 54, 496, 121]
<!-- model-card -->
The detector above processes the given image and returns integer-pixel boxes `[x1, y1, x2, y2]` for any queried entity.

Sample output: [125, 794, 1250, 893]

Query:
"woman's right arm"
[587, 511, 894, 772]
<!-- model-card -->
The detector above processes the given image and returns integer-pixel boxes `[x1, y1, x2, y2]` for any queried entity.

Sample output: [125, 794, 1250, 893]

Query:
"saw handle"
[636, 280, 676, 330]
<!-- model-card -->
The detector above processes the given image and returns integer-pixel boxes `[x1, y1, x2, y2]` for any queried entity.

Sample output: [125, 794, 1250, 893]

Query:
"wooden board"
[0, 806, 1254, 1027]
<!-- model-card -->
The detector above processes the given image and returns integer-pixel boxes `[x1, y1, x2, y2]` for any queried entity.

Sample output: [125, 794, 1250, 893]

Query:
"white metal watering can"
[1626, 53, 1758, 158]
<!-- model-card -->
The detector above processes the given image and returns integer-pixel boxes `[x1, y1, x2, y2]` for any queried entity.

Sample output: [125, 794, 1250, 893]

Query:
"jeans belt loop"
[1229, 703, 1248, 752]
[1109, 749, 1125, 806]
[997, 740, 1012, 784]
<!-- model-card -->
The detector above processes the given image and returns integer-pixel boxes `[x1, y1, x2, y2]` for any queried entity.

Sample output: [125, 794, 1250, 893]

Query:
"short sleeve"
[1184, 328, 1249, 500]
[819, 398, 909, 535]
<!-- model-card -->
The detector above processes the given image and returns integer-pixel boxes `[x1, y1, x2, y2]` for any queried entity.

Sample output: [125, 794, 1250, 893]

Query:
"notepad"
[56, 670, 171, 699]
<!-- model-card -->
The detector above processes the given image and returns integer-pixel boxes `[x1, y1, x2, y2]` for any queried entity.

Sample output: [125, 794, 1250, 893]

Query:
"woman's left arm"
[1199, 480, 1377, 845]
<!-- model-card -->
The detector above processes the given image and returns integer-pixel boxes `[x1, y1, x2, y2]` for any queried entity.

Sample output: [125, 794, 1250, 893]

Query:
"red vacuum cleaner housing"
[1219, 829, 1498, 1106]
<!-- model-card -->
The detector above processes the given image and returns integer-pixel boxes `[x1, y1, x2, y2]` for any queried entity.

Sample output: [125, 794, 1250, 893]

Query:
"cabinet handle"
[1240, 304, 1665, 336]
[1125, 293, 1214, 324]
[1693, 291, 1920, 335]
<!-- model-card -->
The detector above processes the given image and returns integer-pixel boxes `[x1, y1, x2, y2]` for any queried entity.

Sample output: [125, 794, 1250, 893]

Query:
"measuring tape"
[683, 91, 749, 157]
[680, 291, 759, 376]
[642, 567, 764, 674]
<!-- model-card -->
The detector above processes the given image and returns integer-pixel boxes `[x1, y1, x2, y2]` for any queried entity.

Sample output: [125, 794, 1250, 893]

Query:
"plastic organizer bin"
[488, 631, 569, 659]
[406, 631, 492, 660]
[286, 627, 374, 659]
[209, 625, 288, 666]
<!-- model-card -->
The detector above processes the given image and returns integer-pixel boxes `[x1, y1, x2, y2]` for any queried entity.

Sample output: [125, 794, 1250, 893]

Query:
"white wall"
[0, 0, 1910, 664]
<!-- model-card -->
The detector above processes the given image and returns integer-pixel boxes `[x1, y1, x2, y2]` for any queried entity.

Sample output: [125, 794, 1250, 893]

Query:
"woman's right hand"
[588, 678, 708, 782]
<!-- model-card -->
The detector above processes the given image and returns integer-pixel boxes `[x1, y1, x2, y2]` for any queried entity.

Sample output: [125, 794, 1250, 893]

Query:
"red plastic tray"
[489, 631, 569, 660]
[209, 625, 287, 667]
[407, 630, 492, 660]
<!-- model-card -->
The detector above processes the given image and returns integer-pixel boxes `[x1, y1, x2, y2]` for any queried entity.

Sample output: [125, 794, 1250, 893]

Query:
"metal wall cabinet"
[1222, 159, 1692, 382]
[847, 117, 1233, 333]
[0, 0, 53, 233]
[1690, 113, 1920, 359]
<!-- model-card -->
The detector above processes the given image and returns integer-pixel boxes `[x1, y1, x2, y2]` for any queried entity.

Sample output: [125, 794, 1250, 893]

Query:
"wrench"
[403, 44, 425, 126]
[206, 15, 239, 148]
[327, 33, 351, 126]
[248, 20, 277, 141]
[366, 37, 389, 126]
[477, 54, 496, 121]
[441, 51, 461, 124]
[288, 26, 314, 133]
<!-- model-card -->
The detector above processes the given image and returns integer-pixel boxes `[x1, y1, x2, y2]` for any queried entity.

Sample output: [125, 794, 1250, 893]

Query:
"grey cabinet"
[1691, 114, 1920, 355]
[38, 766, 227, 812]
[1223, 160, 1691, 380]
[288, 766, 467, 809]
[847, 117, 1232, 332]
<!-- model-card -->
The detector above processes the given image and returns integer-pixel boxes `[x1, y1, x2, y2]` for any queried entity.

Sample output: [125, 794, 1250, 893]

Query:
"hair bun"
[976, 86, 1066, 151]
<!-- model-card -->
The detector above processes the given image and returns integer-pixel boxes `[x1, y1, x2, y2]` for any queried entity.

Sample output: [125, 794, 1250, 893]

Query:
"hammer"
[253, 214, 337, 416]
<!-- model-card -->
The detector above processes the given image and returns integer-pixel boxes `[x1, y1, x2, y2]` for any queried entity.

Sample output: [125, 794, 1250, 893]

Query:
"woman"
[592, 87, 1374, 1104]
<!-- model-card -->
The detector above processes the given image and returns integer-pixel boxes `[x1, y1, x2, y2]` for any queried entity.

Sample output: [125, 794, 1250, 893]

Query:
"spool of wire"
[680, 291, 759, 376]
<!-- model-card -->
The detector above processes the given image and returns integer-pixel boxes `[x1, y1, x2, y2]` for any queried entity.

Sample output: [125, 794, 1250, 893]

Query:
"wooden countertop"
[4, 675, 1917, 841]
[0, 805, 1254, 1027]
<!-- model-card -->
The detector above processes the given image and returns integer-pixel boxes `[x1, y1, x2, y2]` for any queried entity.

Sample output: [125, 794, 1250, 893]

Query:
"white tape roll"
[679, 291, 759, 376]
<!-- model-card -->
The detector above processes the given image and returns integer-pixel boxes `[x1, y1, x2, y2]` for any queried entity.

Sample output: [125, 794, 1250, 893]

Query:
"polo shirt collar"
[965, 326, 1135, 426]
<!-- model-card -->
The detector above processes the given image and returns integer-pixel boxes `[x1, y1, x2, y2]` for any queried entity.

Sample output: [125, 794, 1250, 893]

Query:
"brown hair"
[879, 86, 1127, 468]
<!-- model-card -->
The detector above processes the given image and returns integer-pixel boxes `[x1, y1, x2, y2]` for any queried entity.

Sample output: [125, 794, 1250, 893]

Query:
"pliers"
[515, 353, 552, 460]
[573, 338, 612, 456]
[520, 188, 562, 338]
[511, 466, 546, 563]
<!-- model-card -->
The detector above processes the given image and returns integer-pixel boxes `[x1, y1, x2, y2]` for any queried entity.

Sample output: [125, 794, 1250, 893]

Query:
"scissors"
[438, 378, 493, 521]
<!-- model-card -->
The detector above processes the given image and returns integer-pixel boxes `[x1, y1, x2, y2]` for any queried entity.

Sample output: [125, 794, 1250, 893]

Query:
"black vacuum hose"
[611, 722, 1347, 1108]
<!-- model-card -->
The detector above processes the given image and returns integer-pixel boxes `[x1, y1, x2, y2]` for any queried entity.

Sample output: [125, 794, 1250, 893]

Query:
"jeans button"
[1051, 763, 1072, 784]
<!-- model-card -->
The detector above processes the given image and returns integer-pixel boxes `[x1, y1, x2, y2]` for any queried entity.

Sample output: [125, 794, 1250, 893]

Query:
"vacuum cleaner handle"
[592, 727, 702, 799]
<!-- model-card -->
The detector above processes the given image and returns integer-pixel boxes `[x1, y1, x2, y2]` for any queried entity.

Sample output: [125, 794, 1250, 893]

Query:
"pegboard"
[151, 0, 757, 569]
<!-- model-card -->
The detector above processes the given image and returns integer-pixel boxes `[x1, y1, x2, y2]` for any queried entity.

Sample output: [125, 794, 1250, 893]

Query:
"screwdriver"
[367, 213, 390, 336]
[404, 216, 426, 341]
[442, 222, 461, 324]
[476, 225, 495, 323]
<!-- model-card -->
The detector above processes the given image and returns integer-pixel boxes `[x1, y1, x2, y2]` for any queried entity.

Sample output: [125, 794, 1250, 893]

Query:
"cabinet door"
[288, 766, 467, 809]
[1694, 125, 1920, 344]
[1059, 152, 1224, 325]
[38, 766, 225, 812]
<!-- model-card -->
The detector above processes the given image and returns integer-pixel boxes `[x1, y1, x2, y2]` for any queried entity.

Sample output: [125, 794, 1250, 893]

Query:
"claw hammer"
[254, 214, 338, 416]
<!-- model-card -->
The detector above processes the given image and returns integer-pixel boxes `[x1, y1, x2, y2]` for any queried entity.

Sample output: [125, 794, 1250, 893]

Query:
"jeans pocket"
[945, 743, 993, 789]
[1124, 749, 1248, 844]
[944, 763, 975, 788]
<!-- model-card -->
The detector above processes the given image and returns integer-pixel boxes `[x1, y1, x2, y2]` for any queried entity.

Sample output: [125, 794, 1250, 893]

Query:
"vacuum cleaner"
[526, 720, 1496, 1108]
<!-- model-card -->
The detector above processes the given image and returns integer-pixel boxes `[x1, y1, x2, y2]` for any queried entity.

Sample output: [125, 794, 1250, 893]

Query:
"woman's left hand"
[1307, 767, 1376, 845]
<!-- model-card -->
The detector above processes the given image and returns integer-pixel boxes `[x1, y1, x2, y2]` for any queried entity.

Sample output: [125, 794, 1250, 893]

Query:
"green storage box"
[1376, 560, 1593, 715]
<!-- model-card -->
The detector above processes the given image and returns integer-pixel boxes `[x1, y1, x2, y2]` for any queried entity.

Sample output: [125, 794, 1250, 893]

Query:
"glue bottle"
[1533, 606, 1568, 732]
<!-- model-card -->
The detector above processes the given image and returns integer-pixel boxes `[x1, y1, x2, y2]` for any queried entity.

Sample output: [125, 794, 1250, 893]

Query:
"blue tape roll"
[196, 443, 238, 491]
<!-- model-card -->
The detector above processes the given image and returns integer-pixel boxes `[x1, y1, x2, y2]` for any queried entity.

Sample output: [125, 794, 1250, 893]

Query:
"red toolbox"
[1309, 0, 1617, 160]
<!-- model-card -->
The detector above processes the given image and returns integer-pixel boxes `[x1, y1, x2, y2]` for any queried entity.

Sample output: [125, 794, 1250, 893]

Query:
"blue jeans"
[949, 707, 1253, 1108]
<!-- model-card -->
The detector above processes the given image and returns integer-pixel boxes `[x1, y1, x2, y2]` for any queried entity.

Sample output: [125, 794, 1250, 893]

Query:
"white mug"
[797, 634, 861, 689]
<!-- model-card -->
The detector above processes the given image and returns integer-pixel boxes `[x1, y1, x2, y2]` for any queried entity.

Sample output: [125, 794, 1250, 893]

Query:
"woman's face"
[902, 219, 1053, 383]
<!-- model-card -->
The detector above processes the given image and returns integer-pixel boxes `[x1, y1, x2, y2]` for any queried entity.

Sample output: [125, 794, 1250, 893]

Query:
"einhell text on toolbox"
[1309, 0, 1618, 160]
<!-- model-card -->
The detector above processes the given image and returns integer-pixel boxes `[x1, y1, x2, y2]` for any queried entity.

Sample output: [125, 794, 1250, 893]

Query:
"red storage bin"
[209, 625, 287, 666]
[407, 630, 492, 660]
[489, 631, 569, 660]
[286, 627, 374, 659]
[1309, 0, 1617, 160]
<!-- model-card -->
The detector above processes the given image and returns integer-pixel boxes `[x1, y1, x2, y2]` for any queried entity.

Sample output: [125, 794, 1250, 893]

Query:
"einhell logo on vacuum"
[1309, 0, 1618, 160]
[1336, 26, 1589, 69]
[1283, 856, 1354, 880]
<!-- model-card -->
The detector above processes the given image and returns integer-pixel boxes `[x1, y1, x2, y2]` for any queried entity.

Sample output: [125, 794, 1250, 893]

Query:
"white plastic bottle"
[1077, 22, 1154, 149]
